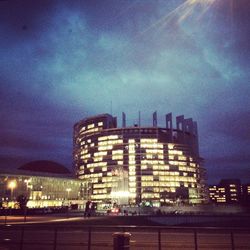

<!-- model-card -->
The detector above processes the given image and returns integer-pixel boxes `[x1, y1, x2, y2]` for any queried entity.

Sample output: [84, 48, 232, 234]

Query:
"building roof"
[18, 160, 71, 174]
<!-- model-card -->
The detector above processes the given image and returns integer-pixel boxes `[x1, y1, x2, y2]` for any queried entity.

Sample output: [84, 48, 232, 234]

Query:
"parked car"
[107, 207, 121, 215]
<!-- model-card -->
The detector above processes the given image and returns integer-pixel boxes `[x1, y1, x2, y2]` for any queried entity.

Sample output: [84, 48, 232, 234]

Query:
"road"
[1, 212, 250, 227]
[0, 214, 250, 250]
[1, 226, 250, 250]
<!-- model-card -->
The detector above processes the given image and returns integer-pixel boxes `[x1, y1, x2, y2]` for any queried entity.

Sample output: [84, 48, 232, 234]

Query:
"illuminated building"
[73, 113, 207, 206]
[242, 184, 250, 206]
[209, 179, 242, 204]
[0, 161, 84, 208]
[209, 186, 226, 203]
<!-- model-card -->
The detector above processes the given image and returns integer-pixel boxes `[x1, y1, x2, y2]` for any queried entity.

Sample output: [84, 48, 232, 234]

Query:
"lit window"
[87, 124, 95, 129]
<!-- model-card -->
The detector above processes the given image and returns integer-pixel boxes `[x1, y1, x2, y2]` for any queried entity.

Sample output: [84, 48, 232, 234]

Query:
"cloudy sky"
[0, 0, 249, 183]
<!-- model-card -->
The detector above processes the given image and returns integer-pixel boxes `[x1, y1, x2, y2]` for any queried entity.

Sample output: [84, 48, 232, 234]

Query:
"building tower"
[73, 113, 207, 206]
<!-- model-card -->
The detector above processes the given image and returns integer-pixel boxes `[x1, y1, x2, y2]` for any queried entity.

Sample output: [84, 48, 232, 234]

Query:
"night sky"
[1, 0, 250, 184]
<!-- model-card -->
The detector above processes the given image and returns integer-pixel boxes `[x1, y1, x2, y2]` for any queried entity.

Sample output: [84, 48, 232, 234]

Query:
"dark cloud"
[0, 155, 32, 171]
[208, 153, 250, 165]
[0, 0, 56, 37]
[0, 0, 249, 184]
[0, 134, 52, 151]
[209, 110, 250, 141]
[0, 77, 78, 170]
[207, 165, 250, 184]
[231, 0, 250, 65]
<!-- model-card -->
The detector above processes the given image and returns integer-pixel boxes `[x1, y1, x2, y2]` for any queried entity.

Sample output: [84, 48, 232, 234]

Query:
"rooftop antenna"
[138, 111, 141, 127]
[153, 111, 157, 127]
[110, 100, 113, 115]
[122, 112, 126, 127]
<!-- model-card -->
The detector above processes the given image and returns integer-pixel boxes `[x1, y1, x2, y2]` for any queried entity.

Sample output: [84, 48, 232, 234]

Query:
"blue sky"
[0, 0, 250, 183]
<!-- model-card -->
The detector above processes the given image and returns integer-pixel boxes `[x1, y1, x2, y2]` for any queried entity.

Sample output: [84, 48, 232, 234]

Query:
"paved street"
[0, 214, 89, 225]
[2, 212, 250, 227]
[0, 214, 250, 249]
[0, 225, 250, 250]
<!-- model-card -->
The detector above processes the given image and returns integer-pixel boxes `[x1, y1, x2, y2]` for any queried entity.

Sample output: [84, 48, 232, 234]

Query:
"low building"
[0, 161, 85, 208]
[209, 185, 226, 203]
[242, 184, 250, 206]
[209, 179, 246, 205]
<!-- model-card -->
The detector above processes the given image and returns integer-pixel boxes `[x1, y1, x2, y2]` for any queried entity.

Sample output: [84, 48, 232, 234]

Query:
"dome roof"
[19, 160, 71, 174]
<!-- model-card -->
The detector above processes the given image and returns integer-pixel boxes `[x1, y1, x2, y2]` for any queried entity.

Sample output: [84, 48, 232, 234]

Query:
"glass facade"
[0, 174, 84, 208]
[73, 113, 207, 206]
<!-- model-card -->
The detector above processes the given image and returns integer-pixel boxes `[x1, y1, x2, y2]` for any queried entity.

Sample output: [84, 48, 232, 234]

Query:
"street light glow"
[8, 180, 16, 190]
[8, 180, 17, 202]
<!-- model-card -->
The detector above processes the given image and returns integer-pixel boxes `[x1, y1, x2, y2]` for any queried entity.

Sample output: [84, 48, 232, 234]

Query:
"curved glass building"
[73, 113, 206, 206]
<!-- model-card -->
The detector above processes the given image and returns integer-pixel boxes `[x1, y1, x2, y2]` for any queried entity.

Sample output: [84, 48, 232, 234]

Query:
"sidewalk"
[0, 213, 84, 225]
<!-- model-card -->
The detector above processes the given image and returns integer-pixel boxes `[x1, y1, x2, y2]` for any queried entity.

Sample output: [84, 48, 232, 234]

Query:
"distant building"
[209, 185, 227, 203]
[73, 113, 207, 207]
[0, 161, 84, 208]
[209, 179, 249, 205]
[242, 183, 250, 205]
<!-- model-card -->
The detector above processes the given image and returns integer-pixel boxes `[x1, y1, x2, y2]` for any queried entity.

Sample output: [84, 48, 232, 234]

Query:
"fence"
[0, 224, 250, 250]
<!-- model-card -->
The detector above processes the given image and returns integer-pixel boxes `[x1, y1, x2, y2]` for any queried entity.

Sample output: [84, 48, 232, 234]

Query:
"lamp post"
[24, 179, 31, 198]
[24, 179, 31, 187]
[66, 188, 72, 200]
[8, 180, 17, 201]
[65, 188, 72, 217]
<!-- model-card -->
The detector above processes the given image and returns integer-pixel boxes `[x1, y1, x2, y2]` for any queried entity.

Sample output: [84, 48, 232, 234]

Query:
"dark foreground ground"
[1, 211, 250, 227]
[0, 213, 250, 249]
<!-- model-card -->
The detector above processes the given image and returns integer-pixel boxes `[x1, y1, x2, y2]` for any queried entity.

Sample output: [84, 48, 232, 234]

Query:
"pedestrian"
[84, 200, 91, 218]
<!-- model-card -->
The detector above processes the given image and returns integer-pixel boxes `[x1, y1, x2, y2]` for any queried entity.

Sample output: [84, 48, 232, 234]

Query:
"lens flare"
[139, 0, 217, 36]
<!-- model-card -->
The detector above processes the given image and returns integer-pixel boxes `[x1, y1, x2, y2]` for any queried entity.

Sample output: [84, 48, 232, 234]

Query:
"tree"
[16, 194, 28, 210]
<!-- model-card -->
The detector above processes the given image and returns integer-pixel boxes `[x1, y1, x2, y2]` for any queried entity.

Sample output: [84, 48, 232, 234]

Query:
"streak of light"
[179, 0, 217, 23]
[138, 1, 188, 36]
[138, 0, 217, 37]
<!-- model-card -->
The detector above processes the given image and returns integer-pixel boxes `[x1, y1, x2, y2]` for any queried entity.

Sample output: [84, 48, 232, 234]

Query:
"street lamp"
[24, 179, 31, 195]
[66, 188, 72, 200]
[8, 180, 17, 201]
